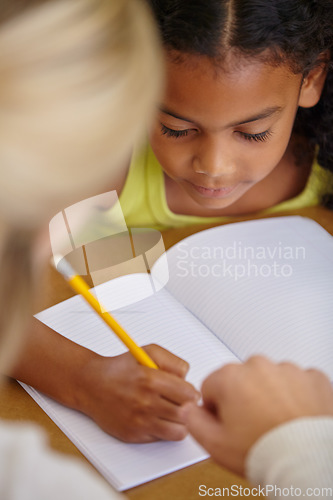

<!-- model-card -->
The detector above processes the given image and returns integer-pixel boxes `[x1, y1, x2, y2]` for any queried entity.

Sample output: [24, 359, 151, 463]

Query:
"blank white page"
[155, 217, 333, 379]
[22, 276, 237, 491]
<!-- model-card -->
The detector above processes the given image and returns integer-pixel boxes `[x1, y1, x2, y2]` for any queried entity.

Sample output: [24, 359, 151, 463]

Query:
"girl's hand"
[79, 344, 200, 442]
[183, 356, 333, 476]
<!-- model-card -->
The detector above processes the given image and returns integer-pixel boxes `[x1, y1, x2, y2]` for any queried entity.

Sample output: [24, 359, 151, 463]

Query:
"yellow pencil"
[54, 255, 158, 369]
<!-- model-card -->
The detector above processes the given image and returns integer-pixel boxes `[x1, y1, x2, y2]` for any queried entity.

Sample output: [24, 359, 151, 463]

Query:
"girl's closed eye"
[238, 130, 273, 143]
[160, 124, 192, 138]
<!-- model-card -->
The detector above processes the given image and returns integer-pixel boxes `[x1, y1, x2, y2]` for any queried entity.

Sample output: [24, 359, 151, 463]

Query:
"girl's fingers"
[151, 369, 200, 405]
[149, 417, 188, 442]
[143, 344, 190, 378]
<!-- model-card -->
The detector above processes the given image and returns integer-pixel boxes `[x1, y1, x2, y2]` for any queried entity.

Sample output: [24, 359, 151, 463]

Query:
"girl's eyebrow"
[229, 106, 283, 127]
[159, 105, 283, 128]
[160, 107, 194, 123]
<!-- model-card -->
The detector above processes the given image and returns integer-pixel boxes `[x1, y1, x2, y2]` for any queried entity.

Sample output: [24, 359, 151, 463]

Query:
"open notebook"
[20, 216, 333, 491]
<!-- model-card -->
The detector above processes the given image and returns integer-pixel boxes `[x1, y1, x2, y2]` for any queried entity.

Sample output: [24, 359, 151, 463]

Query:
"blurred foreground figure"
[0, 0, 162, 498]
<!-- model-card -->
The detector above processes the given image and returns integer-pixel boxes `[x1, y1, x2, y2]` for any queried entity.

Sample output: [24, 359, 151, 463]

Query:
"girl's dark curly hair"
[147, 0, 333, 202]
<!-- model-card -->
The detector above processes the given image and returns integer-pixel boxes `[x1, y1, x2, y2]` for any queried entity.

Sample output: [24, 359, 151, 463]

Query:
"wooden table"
[1, 207, 332, 499]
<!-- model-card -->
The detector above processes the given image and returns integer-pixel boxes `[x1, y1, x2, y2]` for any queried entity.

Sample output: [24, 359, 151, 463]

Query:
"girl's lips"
[188, 181, 238, 198]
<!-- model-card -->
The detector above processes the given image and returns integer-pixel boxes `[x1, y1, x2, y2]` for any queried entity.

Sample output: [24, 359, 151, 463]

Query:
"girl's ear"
[298, 59, 329, 108]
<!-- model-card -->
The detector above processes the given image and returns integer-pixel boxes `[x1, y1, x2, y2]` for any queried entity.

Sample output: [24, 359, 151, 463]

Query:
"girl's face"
[149, 53, 305, 211]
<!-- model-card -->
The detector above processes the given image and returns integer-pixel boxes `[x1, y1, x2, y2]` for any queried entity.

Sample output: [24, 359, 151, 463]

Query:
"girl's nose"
[192, 135, 235, 177]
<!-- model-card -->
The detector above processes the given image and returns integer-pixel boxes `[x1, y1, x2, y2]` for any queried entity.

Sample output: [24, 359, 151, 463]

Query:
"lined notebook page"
[22, 277, 237, 491]
[155, 217, 333, 379]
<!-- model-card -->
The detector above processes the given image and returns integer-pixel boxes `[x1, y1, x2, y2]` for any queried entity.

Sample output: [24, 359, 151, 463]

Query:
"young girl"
[109, 0, 333, 230]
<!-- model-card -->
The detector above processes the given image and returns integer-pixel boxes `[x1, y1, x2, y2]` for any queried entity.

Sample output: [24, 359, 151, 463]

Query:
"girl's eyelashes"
[239, 130, 272, 143]
[160, 124, 190, 138]
[161, 123, 272, 143]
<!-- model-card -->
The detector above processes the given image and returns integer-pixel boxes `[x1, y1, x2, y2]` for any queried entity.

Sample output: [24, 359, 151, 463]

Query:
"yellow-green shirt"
[112, 144, 333, 231]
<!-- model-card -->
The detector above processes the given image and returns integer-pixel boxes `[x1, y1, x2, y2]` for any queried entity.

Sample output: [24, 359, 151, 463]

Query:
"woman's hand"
[183, 356, 333, 476]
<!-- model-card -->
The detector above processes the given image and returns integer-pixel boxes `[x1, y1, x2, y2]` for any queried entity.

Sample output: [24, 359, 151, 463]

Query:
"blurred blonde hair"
[0, 0, 162, 372]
